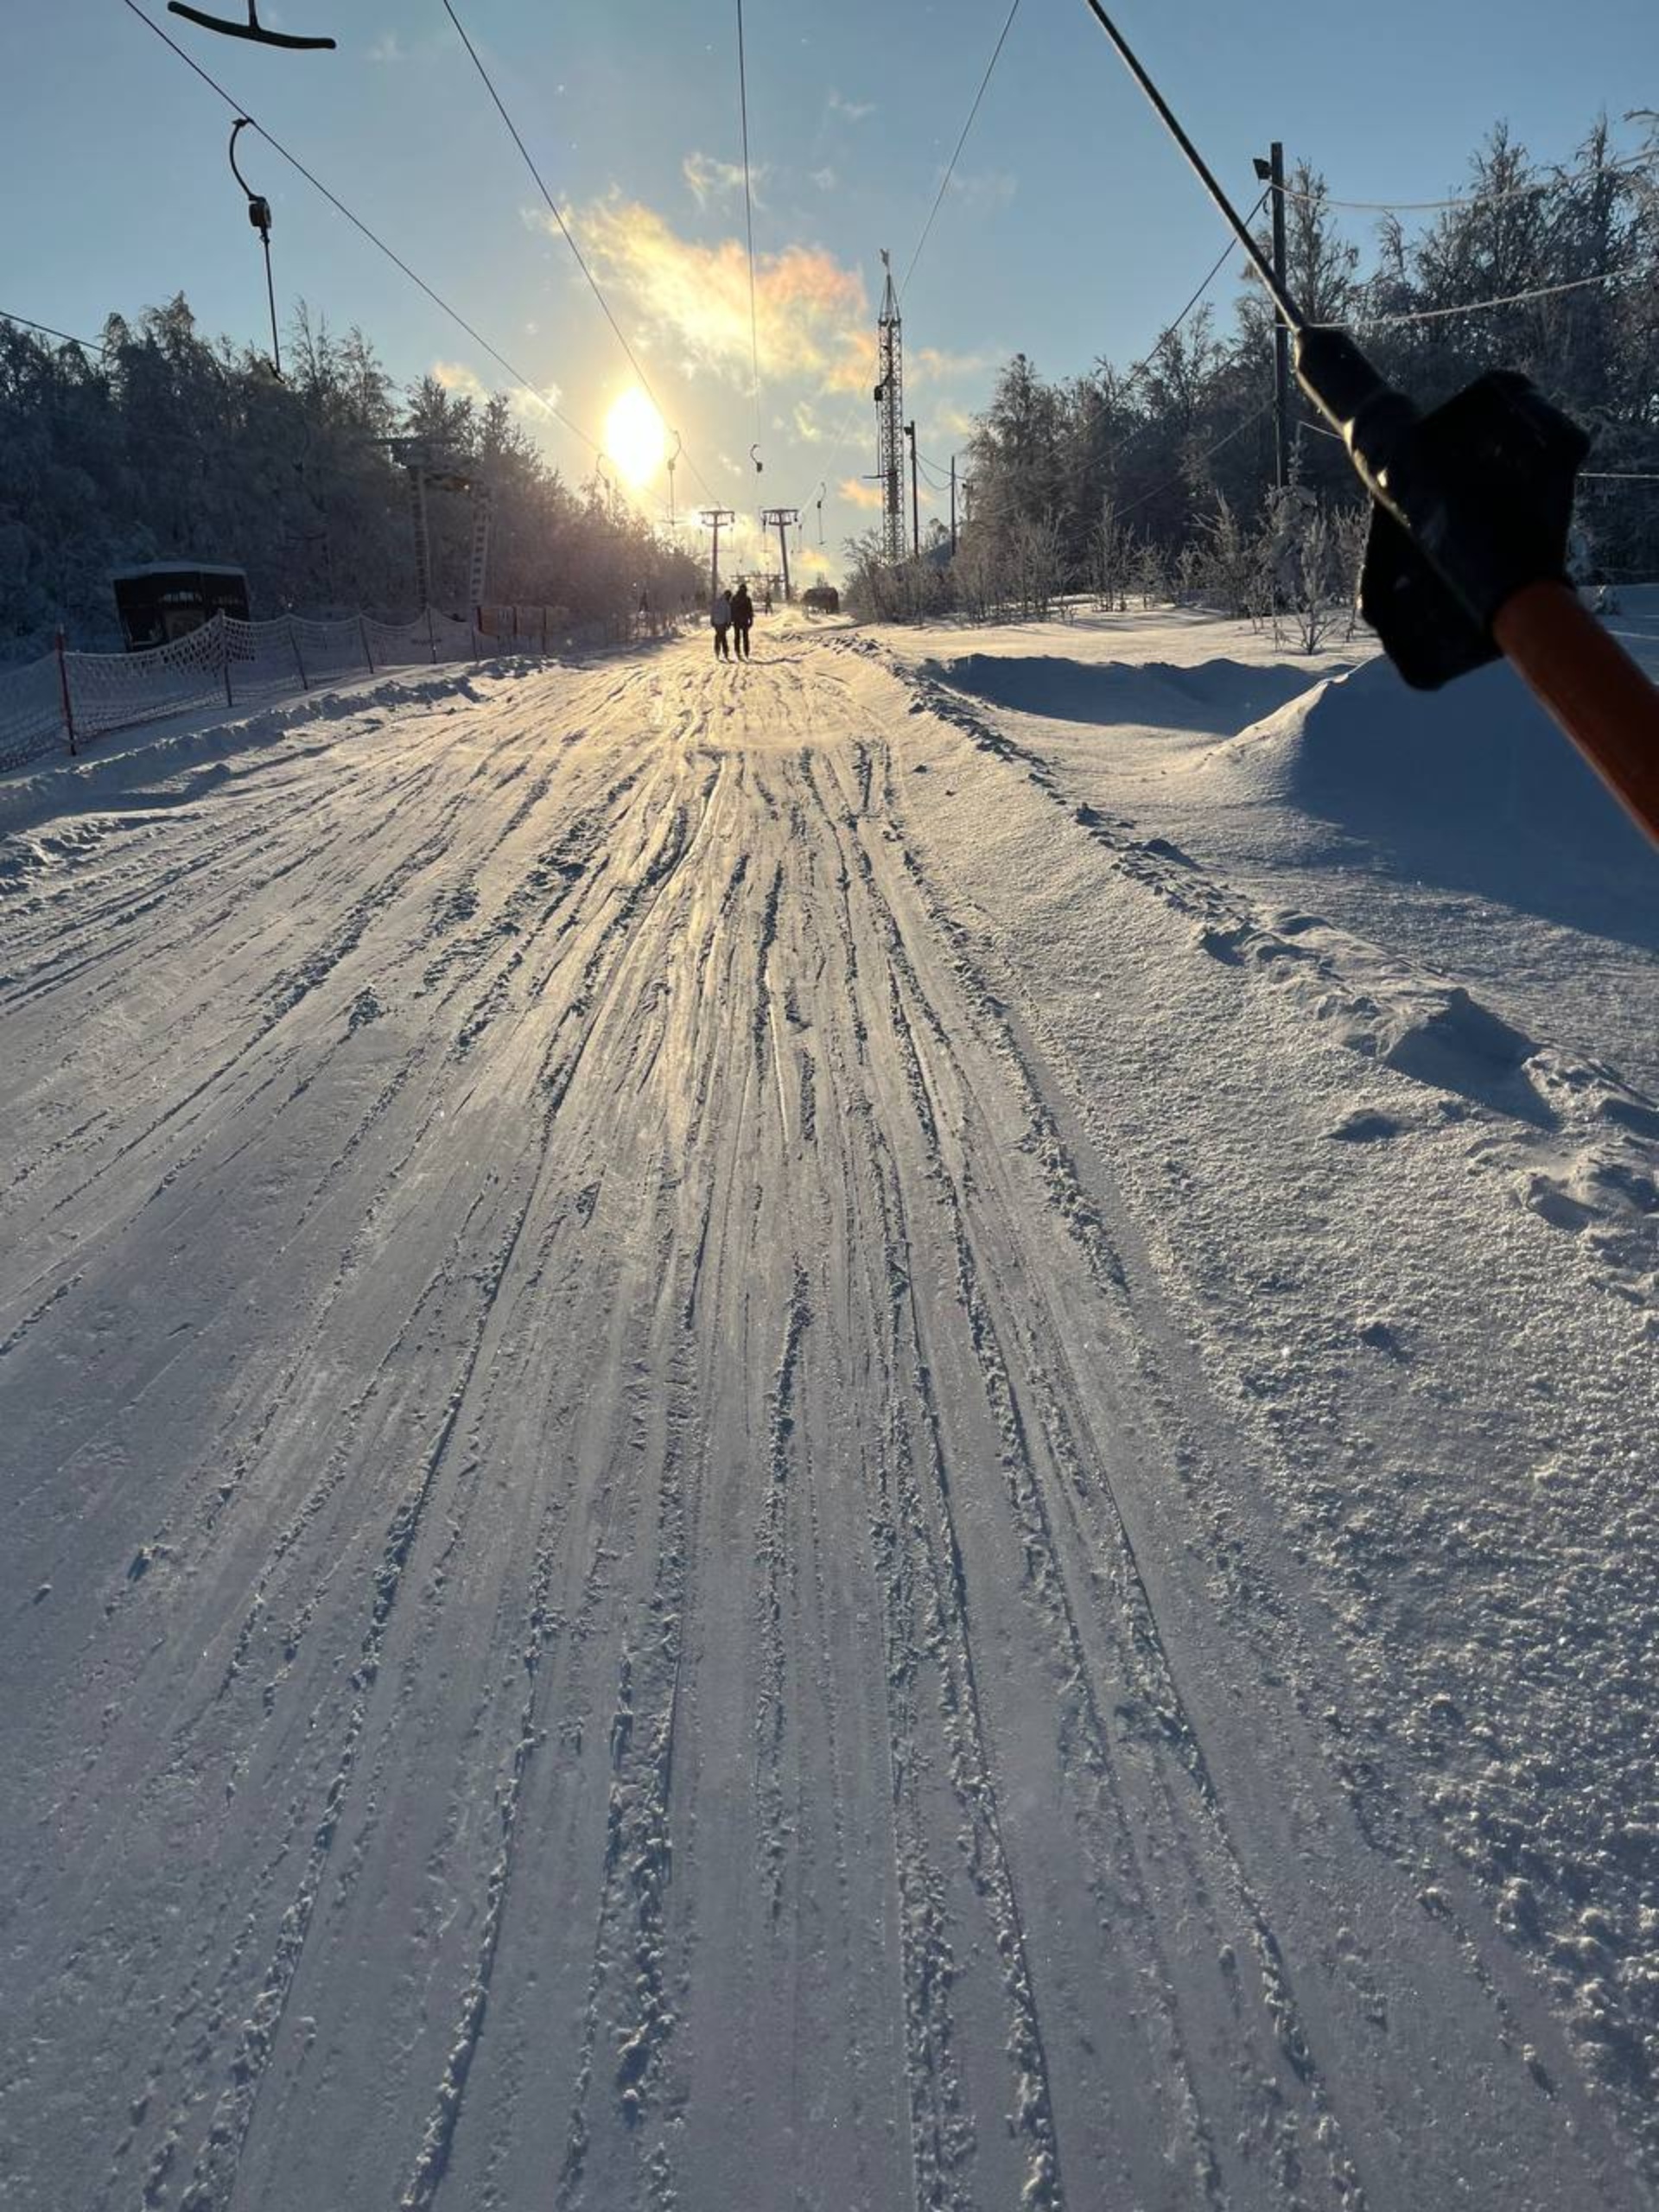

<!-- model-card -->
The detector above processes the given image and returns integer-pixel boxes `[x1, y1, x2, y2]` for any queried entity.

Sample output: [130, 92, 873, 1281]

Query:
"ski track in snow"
[0, 629, 1653, 2212]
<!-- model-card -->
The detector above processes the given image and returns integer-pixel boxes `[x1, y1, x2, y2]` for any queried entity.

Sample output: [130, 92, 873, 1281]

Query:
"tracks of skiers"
[0, 636, 1644, 2211]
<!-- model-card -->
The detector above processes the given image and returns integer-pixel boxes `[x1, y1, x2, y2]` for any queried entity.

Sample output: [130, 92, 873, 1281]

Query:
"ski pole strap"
[1490, 584, 1659, 849]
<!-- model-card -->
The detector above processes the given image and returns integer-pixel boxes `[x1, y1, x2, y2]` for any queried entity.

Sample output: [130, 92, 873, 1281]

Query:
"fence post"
[471, 606, 481, 664]
[289, 616, 309, 691]
[540, 606, 548, 657]
[56, 627, 77, 758]
[359, 613, 375, 674]
[221, 614, 234, 709]
[426, 605, 437, 664]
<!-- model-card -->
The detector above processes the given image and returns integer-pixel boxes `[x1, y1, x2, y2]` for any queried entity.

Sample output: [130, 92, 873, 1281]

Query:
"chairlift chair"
[168, 2, 335, 50]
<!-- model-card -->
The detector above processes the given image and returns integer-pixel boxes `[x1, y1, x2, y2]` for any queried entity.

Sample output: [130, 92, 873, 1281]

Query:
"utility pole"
[760, 507, 800, 602]
[1254, 141, 1291, 493]
[949, 454, 958, 556]
[907, 423, 921, 558]
[700, 508, 734, 600]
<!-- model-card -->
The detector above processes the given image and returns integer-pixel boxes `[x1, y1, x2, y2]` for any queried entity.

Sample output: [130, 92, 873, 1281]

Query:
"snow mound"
[1219, 652, 1659, 903]
[919, 652, 1326, 734]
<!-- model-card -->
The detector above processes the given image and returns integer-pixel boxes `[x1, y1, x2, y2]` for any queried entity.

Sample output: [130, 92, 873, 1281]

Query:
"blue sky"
[3, 1, 1652, 572]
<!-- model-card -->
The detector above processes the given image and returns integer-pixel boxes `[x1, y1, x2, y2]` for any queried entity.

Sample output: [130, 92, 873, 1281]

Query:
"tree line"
[0, 296, 701, 660]
[847, 118, 1659, 627]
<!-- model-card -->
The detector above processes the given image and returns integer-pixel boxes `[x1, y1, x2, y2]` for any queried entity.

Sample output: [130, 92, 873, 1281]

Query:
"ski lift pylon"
[168, 1, 336, 51]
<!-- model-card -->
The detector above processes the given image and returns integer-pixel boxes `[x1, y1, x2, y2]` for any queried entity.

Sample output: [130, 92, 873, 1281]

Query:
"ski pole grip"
[1491, 583, 1659, 849]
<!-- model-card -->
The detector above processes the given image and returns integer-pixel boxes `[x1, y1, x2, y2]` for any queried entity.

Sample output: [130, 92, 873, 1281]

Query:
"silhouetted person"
[730, 581, 754, 659]
[711, 588, 732, 659]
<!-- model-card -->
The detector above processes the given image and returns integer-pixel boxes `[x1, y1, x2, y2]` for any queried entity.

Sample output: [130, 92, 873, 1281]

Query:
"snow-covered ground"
[2, 607, 1655, 2211]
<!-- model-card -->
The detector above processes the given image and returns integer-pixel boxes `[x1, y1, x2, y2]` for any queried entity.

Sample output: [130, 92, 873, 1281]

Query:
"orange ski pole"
[1491, 585, 1659, 848]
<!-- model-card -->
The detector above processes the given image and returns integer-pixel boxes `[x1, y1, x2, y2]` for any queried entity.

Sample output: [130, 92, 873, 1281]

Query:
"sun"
[604, 388, 667, 488]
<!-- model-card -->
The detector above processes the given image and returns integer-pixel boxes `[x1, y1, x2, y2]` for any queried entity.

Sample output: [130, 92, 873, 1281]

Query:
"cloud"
[828, 89, 876, 124]
[912, 345, 1001, 385]
[562, 197, 874, 397]
[683, 150, 767, 209]
[431, 359, 487, 400]
[431, 359, 564, 431]
[367, 30, 404, 62]
[945, 168, 1018, 213]
[810, 166, 838, 193]
[838, 476, 884, 510]
[933, 402, 977, 439]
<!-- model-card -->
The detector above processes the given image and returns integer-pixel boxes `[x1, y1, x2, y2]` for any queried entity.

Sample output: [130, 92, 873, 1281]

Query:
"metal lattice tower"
[874, 249, 905, 566]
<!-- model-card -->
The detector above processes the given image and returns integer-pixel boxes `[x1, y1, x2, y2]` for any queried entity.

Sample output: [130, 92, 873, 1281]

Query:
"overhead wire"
[1275, 150, 1657, 216]
[799, 0, 1023, 521]
[735, 0, 763, 448]
[1107, 399, 1274, 522]
[1343, 262, 1653, 329]
[438, 0, 724, 505]
[0, 311, 111, 356]
[116, 0, 605, 461]
[899, 0, 1021, 300]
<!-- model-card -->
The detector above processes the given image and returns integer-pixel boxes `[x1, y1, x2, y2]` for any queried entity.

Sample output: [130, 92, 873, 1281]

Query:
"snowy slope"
[1, 618, 1655, 2212]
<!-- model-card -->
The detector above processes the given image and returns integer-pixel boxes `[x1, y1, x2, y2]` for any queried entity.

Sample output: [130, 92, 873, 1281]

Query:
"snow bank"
[918, 652, 1325, 734]
[1218, 652, 1659, 916]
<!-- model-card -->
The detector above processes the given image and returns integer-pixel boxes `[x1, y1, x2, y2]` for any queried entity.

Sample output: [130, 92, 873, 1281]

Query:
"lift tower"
[760, 508, 800, 603]
[874, 249, 906, 567]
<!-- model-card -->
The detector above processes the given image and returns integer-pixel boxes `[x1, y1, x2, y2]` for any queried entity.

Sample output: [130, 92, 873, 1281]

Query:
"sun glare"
[604, 388, 667, 488]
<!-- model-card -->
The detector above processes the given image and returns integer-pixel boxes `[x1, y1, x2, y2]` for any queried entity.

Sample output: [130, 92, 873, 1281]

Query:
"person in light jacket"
[710, 588, 732, 659]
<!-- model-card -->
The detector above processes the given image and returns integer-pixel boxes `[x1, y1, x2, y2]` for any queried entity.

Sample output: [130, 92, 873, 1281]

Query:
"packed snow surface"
[2, 611, 1656, 2212]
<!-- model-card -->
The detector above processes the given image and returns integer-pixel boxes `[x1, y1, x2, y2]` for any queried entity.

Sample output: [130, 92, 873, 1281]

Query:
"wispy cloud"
[838, 475, 884, 510]
[367, 29, 404, 62]
[558, 198, 874, 397]
[945, 168, 1018, 213]
[432, 359, 563, 429]
[683, 150, 767, 209]
[810, 166, 838, 193]
[828, 89, 876, 124]
[912, 344, 1001, 385]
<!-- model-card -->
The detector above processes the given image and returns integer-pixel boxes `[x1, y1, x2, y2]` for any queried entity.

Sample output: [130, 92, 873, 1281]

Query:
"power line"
[0, 311, 111, 356]
[117, 0, 601, 458]
[438, 0, 722, 504]
[1277, 150, 1657, 216]
[801, 0, 1025, 519]
[1109, 400, 1274, 521]
[1122, 190, 1267, 386]
[900, 0, 1021, 300]
[735, 0, 763, 445]
[1346, 261, 1652, 330]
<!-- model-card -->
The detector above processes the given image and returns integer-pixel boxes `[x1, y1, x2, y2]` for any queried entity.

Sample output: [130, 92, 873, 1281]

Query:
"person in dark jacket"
[729, 580, 754, 659]
[710, 588, 732, 659]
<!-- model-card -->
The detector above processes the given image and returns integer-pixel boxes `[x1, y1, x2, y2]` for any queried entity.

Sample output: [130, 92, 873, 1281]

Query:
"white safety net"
[0, 651, 68, 772]
[65, 617, 232, 742]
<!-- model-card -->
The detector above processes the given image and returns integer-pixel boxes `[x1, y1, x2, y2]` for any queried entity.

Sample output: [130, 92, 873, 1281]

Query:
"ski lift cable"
[438, 0, 726, 505]
[1275, 150, 1658, 217]
[116, 0, 605, 459]
[736, 0, 763, 450]
[899, 0, 1022, 302]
